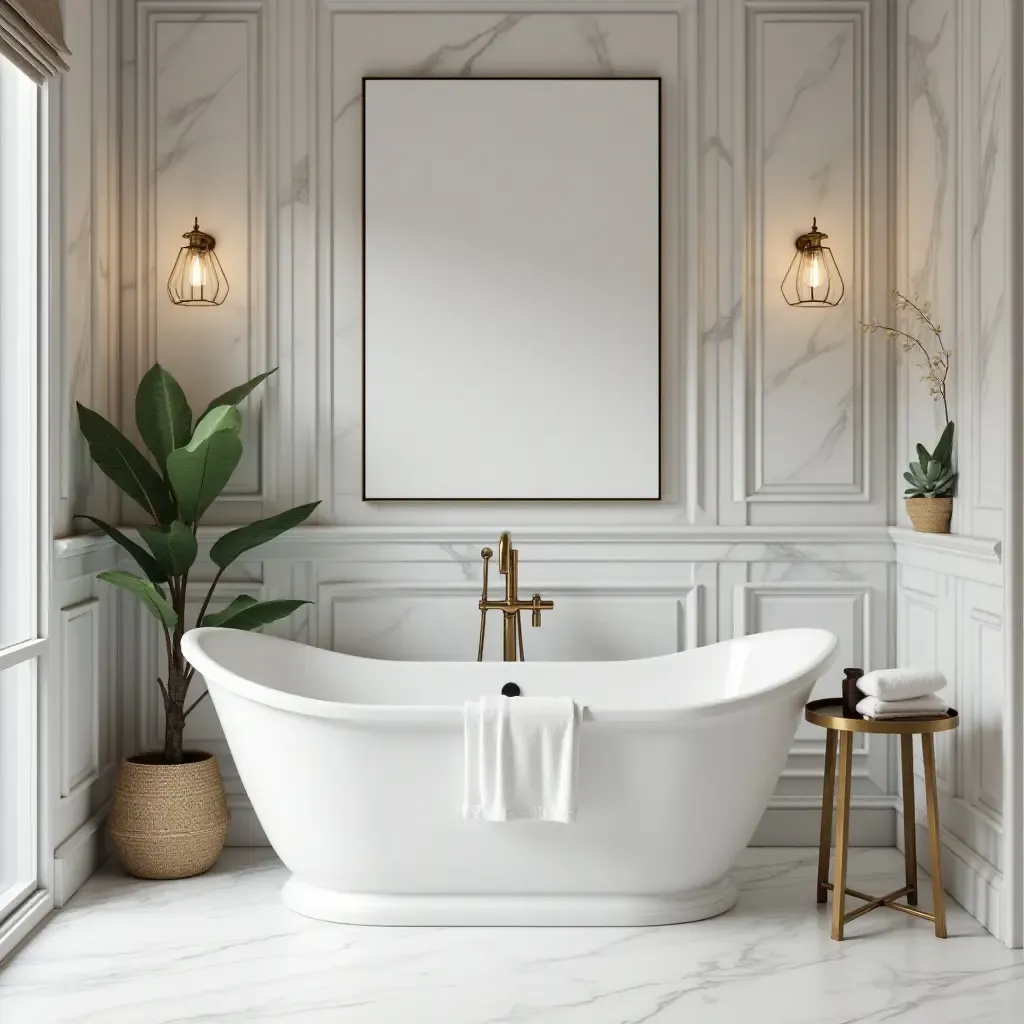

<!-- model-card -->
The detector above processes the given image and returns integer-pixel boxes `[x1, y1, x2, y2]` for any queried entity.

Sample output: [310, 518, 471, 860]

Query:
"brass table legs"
[816, 727, 947, 939]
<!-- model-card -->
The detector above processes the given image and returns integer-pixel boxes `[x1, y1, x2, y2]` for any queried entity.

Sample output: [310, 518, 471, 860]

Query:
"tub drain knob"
[501, 682, 521, 697]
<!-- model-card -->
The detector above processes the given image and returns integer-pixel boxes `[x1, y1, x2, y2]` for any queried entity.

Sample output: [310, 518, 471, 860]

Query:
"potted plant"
[862, 291, 956, 534]
[76, 364, 319, 879]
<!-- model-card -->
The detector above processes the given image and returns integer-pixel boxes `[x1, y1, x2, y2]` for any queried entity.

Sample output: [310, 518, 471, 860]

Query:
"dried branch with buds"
[860, 290, 951, 425]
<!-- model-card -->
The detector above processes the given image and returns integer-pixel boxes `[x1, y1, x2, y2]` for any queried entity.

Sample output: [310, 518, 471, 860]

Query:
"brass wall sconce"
[781, 217, 844, 308]
[167, 218, 228, 306]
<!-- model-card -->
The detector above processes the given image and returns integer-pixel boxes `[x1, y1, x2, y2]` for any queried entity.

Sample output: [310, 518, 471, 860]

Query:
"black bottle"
[842, 667, 865, 717]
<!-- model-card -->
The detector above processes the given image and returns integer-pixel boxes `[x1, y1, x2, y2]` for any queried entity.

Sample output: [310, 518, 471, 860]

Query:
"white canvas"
[362, 77, 661, 499]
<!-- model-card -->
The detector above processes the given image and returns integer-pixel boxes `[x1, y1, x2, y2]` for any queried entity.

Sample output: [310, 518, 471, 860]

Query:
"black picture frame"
[360, 75, 663, 502]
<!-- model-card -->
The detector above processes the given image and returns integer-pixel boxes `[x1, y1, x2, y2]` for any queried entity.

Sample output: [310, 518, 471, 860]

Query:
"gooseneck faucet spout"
[477, 532, 553, 662]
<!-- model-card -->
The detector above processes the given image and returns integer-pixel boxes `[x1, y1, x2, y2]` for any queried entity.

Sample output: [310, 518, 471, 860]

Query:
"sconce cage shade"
[781, 218, 844, 308]
[167, 218, 229, 306]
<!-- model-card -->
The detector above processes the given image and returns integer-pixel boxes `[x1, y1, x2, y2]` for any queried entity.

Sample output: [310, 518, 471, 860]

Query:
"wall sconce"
[781, 217, 844, 308]
[167, 218, 228, 306]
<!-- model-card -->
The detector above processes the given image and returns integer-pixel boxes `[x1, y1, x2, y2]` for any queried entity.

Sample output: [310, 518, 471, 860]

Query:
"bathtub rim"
[181, 626, 838, 726]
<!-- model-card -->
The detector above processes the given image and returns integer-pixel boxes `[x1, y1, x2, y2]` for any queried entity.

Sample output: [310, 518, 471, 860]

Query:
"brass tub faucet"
[477, 532, 553, 662]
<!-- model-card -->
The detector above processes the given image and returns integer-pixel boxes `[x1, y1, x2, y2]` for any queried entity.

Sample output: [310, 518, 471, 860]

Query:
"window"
[0, 52, 42, 931]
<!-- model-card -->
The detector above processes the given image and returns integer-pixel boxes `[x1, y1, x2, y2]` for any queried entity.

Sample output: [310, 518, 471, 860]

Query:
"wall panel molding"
[317, 1, 700, 526]
[58, 599, 101, 799]
[738, 1, 876, 507]
[121, 0, 272, 520]
[52, 538, 119, 906]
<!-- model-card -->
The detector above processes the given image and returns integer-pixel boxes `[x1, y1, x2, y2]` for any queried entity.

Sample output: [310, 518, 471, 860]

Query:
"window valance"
[0, 0, 69, 83]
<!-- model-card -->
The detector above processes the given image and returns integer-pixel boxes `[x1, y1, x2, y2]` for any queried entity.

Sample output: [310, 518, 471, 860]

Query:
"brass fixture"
[167, 217, 229, 306]
[477, 532, 553, 662]
[781, 217, 844, 307]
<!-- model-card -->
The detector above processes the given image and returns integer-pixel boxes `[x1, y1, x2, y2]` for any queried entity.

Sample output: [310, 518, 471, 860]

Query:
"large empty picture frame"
[362, 76, 661, 500]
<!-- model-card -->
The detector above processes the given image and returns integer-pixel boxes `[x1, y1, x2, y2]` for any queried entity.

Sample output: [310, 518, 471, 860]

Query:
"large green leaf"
[97, 570, 177, 628]
[198, 369, 277, 423]
[203, 597, 310, 630]
[138, 521, 198, 577]
[135, 364, 192, 472]
[166, 430, 243, 523]
[201, 595, 258, 627]
[77, 404, 176, 523]
[189, 405, 242, 450]
[210, 501, 320, 570]
[932, 420, 955, 466]
[74, 515, 167, 583]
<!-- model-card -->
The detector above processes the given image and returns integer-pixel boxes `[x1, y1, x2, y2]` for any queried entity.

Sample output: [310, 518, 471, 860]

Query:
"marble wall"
[103, 0, 899, 850]
[894, 0, 1017, 945]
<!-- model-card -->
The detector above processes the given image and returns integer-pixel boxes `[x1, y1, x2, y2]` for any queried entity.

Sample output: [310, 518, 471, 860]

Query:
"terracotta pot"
[905, 496, 953, 534]
[108, 751, 229, 880]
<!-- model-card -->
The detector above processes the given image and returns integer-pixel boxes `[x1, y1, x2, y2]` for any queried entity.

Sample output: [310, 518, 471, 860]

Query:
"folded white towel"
[856, 693, 949, 720]
[857, 668, 947, 701]
[463, 695, 582, 823]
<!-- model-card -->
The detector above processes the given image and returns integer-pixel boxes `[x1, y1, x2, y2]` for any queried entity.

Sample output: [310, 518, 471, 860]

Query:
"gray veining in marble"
[906, 5, 951, 297]
[156, 70, 240, 176]
[763, 30, 848, 161]
[417, 15, 524, 76]
[780, 385, 854, 484]
[2, 849, 1021, 1023]
[702, 299, 741, 346]
[765, 322, 846, 396]
[703, 133, 733, 167]
[578, 16, 613, 72]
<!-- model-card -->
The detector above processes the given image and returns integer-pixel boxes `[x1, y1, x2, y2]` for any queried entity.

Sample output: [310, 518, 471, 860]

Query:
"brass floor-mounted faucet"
[477, 532, 553, 662]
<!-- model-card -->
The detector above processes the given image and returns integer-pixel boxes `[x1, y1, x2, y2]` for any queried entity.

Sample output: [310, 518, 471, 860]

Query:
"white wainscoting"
[893, 528, 1008, 941]
[52, 536, 119, 906]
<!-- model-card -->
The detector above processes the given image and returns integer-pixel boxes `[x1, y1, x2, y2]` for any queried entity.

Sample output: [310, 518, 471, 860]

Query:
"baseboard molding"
[224, 796, 896, 850]
[0, 890, 54, 964]
[754, 801, 895, 847]
[53, 803, 111, 907]
[225, 795, 268, 847]
[896, 807, 1006, 944]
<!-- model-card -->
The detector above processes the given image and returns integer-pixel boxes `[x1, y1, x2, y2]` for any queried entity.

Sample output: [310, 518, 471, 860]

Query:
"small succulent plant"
[903, 421, 956, 498]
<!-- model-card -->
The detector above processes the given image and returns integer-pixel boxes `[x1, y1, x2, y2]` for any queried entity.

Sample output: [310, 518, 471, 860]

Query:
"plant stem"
[184, 690, 209, 718]
[187, 568, 225, 684]
[163, 664, 187, 764]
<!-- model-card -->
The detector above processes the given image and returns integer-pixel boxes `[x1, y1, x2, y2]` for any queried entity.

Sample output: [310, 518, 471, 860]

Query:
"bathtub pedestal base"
[281, 874, 738, 926]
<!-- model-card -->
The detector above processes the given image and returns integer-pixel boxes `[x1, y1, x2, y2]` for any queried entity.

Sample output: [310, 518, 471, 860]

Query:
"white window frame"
[0, 50, 53, 962]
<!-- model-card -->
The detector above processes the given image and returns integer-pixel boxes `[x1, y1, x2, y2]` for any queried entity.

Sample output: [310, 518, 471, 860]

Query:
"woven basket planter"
[906, 496, 953, 534]
[109, 751, 229, 880]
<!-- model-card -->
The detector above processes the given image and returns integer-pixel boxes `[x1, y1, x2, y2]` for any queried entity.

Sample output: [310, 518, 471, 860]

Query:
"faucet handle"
[531, 593, 543, 627]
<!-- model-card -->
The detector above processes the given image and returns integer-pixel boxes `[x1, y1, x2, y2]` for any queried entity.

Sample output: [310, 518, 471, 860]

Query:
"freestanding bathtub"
[181, 626, 838, 926]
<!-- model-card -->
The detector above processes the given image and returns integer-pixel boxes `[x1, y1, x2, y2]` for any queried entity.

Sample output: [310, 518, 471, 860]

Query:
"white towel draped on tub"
[463, 695, 582, 823]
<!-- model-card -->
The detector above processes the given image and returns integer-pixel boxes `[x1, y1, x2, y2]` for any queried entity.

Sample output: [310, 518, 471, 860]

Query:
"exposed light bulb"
[189, 251, 205, 289]
[804, 250, 823, 290]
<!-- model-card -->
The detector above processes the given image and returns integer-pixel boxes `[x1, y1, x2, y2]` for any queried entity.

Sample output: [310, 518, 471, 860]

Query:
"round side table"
[804, 698, 959, 940]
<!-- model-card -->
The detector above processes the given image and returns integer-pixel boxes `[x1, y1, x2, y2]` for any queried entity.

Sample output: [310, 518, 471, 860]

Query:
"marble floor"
[0, 848, 1022, 1023]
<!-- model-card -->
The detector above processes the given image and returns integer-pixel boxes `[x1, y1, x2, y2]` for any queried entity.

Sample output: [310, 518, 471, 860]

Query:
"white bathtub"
[181, 626, 838, 926]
